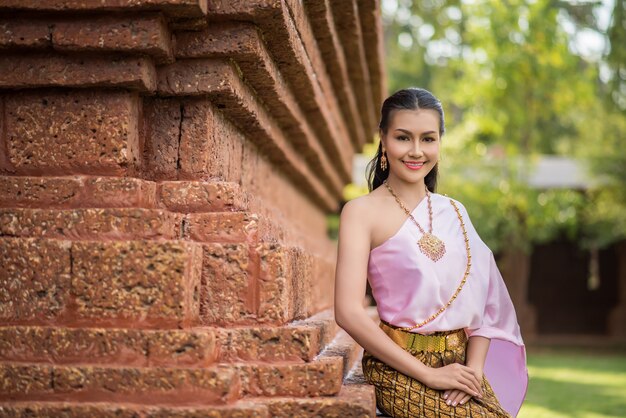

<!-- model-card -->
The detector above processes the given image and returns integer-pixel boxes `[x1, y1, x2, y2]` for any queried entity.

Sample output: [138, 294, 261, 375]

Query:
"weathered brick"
[358, 0, 387, 116]
[0, 208, 181, 240]
[71, 240, 201, 324]
[3, 91, 141, 176]
[329, 0, 377, 140]
[304, 0, 367, 149]
[0, 53, 156, 91]
[0, 401, 269, 418]
[158, 181, 248, 213]
[0, 176, 157, 209]
[143, 98, 223, 181]
[0, 362, 239, 404]
[178, 99, 220, 179]
[186, 212, 259, 243]
[0, 237, 71, 321]
[0, 0, 209, 18]
[84, 176, 157, 208]
[216, 324, 320, 363]
[0, 19, 51, 49]
[156, 58, 338, 211]
[148, 328, 216, 367]
[264, 385, 376, 418]
[206, 1, 356, 180]
[174, 23, 345, 197]
[0, 326, 216, 367]
[319, 328, 362, 379]
[53, 14, 173, 63]
[237, 357, 343, 397]
[143, 97, 182, 180]
[200, 242, 253, 325]
[256, 242, 292, 324]
[0, 363, 52, 395]
[0, 176, 81, 208]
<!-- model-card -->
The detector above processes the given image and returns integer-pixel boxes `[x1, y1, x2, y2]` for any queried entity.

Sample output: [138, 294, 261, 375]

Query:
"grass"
[517, 347, 626, 418]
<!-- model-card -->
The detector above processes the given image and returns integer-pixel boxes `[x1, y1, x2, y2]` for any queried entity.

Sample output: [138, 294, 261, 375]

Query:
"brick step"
[0, 207, 286, 244]
[0, 355, 344, 403]
[0, 15, 174, 64]
[0, 52, 157, 92]
[205, 1, 358, 177]
[0, 326, 217, 368]
[0, 386, 375, 418]
[0, 362, 240, 405]
[0, 310, 337, 367]
[0, 0, 208, 18]
[259, 385, 375, 417]
[0, 175, 247, 212]
[217, 309, 336, 363]
[318, 328, 363, 379]
[0, 400, 268, 418]
[156, 58, 338, 212]
[175, 22, 349, 192]
[1, 234, 332, 328]
[0, 237, 202, 328]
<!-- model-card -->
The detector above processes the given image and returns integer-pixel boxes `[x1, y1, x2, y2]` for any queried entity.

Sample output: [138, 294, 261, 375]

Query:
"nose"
[409, 138, 424, 157]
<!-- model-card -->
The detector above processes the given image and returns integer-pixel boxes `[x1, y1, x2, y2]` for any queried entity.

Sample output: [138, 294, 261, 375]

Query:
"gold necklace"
[399, 198, 472, 331]
[383, 180, 446, 262]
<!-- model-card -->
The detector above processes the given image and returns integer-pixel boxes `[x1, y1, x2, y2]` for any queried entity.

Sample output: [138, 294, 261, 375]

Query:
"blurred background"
[334, 1, 626, 417]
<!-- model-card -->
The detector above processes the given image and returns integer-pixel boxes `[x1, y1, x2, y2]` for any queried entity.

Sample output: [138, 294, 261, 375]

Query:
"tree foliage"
[350, 0, 626, 251]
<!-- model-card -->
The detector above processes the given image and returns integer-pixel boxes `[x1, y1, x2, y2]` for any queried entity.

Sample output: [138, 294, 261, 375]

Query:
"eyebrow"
[394, 128, 437, 136]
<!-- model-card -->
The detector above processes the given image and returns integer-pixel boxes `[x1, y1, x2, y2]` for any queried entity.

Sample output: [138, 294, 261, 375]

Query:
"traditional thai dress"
[362, 192, 528, 418]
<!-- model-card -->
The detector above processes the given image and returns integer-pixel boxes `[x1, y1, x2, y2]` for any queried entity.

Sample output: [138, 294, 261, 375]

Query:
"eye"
[396, 135, 410, 141]
[423, 137, 436, 142]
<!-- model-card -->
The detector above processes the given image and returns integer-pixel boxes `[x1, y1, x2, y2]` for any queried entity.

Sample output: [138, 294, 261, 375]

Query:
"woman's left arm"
[443, 336, 490, 406]
[465, 335, 490, 376]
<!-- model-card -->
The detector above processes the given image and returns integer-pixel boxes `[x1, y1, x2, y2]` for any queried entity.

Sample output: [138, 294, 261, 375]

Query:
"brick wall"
[0, 0, 385, 416]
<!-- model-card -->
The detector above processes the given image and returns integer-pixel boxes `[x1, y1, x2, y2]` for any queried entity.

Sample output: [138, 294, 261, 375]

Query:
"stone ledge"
[330, 0, 377, 139]
[1, 90, 141, 176]
[0, 237, 202, 327]
[0, 401, 269, 418]
[0, 208, 182, 241]
[0, 53, 156, 91]
[175, 22, 348, 192]
[157, 58, 337, 212]
[0, 0, 208, 18]
[358, 0, 387, 112]
[0, 176, 157, 209]
[206, 1, 357, 175]
[0, 362, 239, 405]
[0, 326, 216, 368]
[304, 0, 367, 150]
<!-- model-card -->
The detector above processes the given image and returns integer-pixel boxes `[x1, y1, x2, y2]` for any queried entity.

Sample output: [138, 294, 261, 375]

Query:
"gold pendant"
[417, 233, 446, 262]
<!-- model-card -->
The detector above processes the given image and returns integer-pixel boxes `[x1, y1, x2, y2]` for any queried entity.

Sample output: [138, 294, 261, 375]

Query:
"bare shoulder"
[340, 194, 374, 225]
[340, 189, 386, 224]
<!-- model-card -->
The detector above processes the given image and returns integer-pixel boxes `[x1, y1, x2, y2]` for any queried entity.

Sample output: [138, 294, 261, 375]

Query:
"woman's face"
[381, 108, 441, 184]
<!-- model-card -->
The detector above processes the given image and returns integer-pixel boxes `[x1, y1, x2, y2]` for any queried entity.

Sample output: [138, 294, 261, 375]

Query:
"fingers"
[443, 390, 472, 407]
[459, 373, 482, 397]
[444, 389, 461, 406]
[459, 393, 472, 405]
[461, 369, 483, 396]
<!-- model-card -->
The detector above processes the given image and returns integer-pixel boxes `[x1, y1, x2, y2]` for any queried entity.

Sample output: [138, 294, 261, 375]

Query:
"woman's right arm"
[334, 199, 483, 397]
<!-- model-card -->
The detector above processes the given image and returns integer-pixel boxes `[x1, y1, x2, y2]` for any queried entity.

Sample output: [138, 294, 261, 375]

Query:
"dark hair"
[366, 87, 445, 192]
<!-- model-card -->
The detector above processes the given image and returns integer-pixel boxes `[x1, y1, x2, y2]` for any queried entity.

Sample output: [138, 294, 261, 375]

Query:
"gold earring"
[380, 150, 388, 171]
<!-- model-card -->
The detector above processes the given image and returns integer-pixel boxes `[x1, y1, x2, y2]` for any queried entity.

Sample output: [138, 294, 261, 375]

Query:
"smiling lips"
[402, 160, 427, 170]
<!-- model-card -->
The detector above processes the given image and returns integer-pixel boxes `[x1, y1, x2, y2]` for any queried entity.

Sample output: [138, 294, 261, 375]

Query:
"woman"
[334, 88, 528, 417]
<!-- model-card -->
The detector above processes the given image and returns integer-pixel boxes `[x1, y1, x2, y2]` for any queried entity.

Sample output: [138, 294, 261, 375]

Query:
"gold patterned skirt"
[362, 323, 512, 418]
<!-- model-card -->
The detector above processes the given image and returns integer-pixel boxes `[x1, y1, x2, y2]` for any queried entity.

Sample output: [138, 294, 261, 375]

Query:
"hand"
[442, 368, 483, 407]
[422, 363, 484, 398]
